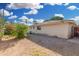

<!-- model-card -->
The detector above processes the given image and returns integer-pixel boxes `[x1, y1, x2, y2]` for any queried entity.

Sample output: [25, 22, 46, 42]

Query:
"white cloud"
[46, 3, 69, 6]
[19, 15, 44, 24]
[19, 16, 34, 23]
[14, 20, 17, 23]
[69, 16, 79, 25]
[26, 23, 33, 26]
[67, 5, 78, 10]
[8, 15, 17, 19]
[54, 14, 64, 17]
[47, 3, 62, 6]
[35, 19, 44, 23]
[64, 3, 69, 6]
[6, 3, 43, 15]
[6, 3, 15, 9]
[24, 9, 38, 15]
[28, 18, 34, 22]
[70, 16, 79, 21]
[18, 15, 44, 25]
[10, 12, 13, 15]
[0, 9, 10, 16]
[27, 18, 44, 23]
[6, 3, 44, 9]
[18, 22, 27, 25]
[17, 21, 32, 26]
[19, 16, 29, 22]
[19, 16, 28, 20]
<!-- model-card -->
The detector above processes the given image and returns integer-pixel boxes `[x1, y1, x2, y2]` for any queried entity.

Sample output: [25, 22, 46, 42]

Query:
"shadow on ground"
[28, 34, 79, 56]
[0, 38, 19, 51]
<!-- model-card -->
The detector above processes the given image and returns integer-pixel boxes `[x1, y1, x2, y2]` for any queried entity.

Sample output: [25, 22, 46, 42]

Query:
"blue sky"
[0, 3, 79, 25]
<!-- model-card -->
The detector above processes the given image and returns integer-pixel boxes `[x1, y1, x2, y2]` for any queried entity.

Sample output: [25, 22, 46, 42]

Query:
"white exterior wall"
[30, 23, 73, 39]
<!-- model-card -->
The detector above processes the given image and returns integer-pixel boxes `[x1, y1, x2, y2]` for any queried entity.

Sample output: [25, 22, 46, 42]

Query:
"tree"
[50, 16, 64, 20]
[44, 16, 64, 22]
[0, 18, 6, 39]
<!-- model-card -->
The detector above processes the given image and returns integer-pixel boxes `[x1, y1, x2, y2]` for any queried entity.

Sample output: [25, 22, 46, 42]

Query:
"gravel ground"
[29, 34, 79, 56]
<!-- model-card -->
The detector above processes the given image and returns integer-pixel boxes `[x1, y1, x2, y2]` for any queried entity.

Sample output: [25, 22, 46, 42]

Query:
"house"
[30, 20, 76, 39]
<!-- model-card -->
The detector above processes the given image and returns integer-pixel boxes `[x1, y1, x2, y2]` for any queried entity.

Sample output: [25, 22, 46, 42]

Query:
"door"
[74, 27, 79, 37]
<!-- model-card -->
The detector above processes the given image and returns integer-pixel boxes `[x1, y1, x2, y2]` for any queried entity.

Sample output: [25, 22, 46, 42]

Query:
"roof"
[31, 20, 76, 27]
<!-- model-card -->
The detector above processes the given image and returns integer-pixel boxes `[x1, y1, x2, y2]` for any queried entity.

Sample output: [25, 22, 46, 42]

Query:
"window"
[37, 26, 41, 30]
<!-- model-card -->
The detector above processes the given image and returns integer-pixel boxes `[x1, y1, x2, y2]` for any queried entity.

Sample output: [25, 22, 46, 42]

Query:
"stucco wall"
[30, 23, 74, 39]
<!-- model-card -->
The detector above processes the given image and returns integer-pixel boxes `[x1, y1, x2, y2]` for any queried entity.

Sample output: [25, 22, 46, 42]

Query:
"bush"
[4, 23, 29, 39]
[4, 24, 16, 36]
[15, 24, 28, 39]
[0, 30, 4, 40]
[0, 26, 4, 40]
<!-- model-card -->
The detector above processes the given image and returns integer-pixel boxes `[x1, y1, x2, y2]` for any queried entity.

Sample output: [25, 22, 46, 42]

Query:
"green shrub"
[15, 24, 28, 39]
[4, 23, 29, 39]
[0, 30, 4, 39]
[4, 24, 16, 36]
